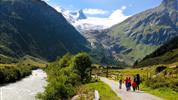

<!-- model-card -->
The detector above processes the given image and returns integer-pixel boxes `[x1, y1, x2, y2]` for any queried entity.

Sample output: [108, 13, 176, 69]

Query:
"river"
[0, 69, 47, 100]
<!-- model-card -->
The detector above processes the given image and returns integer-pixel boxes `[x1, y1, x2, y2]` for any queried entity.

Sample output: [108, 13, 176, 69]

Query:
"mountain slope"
[0, 0, 90, 61]
[106, 0, 178, 64]
[136, 36, 178, 67]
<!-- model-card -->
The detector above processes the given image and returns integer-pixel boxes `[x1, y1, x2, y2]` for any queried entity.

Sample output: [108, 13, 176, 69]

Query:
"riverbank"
[0, 69, 47, 100]
[0, 56, 47, 84]
[0, 64, 32, 84]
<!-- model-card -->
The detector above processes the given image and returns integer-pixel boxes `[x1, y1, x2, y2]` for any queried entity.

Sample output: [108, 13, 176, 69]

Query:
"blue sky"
[44, 0, 163, 27]
[45, 0, 162, 17]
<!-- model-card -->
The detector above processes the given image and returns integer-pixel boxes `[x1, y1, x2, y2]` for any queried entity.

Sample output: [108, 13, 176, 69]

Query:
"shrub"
[73, 53, 92, 83]
[144, 76, 178, 92]
[58, 53, 73, 68]
[144, 77, 169, 89]
[169, 79, 178, 92]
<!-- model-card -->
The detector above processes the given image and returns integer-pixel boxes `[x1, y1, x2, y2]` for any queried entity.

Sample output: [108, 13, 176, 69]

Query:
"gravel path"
[100, 77, 162, 100]
[0, 69, 47, 100]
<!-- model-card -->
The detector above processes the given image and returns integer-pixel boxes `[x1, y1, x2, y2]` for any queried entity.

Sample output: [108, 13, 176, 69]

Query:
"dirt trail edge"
[100, 77, 162, 100]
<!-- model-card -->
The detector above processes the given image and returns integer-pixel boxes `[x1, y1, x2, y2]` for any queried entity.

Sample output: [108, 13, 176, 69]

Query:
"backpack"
[128, 81, 131, 86]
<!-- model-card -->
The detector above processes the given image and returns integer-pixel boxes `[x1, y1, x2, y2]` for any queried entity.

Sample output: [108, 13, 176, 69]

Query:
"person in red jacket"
[127, 77, 131, 91]
[124, 77, 129, 91]
[132, 80, 137, 91]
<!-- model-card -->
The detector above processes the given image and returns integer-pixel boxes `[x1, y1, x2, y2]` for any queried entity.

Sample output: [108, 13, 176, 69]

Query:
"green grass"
[141, 85, 178, 100]
[81, 81, 121, 100]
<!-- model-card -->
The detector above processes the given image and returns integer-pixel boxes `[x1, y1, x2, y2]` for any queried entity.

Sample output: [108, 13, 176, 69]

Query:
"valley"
[57, 0, 178, 66]
[0, 0, 178, 100]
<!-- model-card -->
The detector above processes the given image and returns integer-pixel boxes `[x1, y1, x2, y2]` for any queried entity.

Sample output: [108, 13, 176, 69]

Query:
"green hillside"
[136, 36, 178, 67]
[0, 0, 90, 61]
[105, 0, 178, 65]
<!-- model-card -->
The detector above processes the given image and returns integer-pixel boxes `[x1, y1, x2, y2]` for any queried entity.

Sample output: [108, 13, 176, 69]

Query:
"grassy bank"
[80, 81, 121, 100]
[0, 64, 32, 83]
[141, 85, 178, 100]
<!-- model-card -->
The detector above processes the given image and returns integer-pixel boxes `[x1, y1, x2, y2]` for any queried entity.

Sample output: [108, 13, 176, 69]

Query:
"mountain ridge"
[0, 0, 90, 61]
[58, 0, 178, 66]
[104, 0, 178, 65]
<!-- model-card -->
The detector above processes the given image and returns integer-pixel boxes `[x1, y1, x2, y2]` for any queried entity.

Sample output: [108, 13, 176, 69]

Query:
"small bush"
[73, 53, 92, 83]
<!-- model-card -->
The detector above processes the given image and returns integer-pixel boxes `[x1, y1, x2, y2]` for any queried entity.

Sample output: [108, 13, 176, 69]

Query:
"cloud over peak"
[47, 3, 131, 28]
[83, 8, 108, 15]
[76, 6, 130, 28]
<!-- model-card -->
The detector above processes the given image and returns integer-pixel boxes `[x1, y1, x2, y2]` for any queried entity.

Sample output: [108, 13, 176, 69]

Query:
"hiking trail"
[100, 77, 162, 100]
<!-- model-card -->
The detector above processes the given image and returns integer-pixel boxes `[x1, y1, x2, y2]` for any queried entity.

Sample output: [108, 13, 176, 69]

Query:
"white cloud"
[83, 8, 108, 15]
[121, 6, 127, 10]
[108, 8, 129, 26]
[76, 6, 130, 28]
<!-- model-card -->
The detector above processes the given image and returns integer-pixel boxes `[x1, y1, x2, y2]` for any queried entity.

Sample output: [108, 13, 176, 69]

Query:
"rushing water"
[0, 69, 47, 100]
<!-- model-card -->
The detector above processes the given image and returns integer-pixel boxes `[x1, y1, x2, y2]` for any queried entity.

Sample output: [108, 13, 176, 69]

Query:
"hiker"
[127, 77, 131, 91]
[125, 77, 131, 91]
[119, 79, 122, 89]
[135, 74, 141, 90]
[125, 77, 129, 91]
[132, 79, 137, 91]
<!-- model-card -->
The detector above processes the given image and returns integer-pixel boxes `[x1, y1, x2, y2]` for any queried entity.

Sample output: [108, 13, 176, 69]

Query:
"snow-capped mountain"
[55, 7, 107, 31]
[55, 6, 132, 66]
[70, 9, 87, 20]
[55, 6, 85, 23]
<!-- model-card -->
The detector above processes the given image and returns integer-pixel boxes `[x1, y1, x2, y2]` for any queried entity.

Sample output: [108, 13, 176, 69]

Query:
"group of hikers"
[119, 74, 141, 91]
